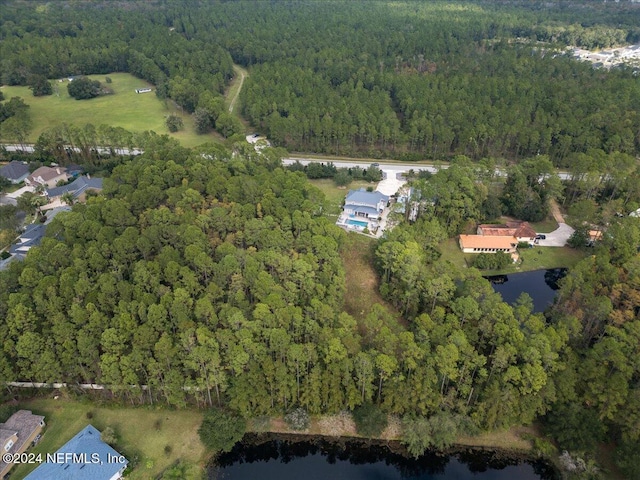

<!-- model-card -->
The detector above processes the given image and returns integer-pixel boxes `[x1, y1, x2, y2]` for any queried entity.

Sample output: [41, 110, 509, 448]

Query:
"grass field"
[527, 217, 560, 233]
[10, 398, 205, 480]
[0, 73, 215, 148]
[339, 232, 404, 330]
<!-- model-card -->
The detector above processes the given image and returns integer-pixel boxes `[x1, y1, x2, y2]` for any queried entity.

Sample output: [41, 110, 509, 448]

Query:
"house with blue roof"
[24, 425, 128, 480]
[343, 188, 389, 219]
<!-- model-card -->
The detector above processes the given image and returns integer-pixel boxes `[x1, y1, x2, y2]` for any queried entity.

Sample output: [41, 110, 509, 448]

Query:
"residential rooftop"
[24, 424, 128, 480]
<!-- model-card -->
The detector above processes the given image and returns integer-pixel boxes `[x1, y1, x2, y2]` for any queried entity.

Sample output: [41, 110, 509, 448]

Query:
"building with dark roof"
[8, 223, 46, 261]
[24, 425, 128, 480]
[46, 176, 103, 200]
[0, 410, 45, 477]
[0, 161, 29, 184]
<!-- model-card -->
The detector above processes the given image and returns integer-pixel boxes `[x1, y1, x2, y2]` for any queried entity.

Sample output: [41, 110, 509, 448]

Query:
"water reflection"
[212, 437, 557, 480]
[485, 269, 567, 312]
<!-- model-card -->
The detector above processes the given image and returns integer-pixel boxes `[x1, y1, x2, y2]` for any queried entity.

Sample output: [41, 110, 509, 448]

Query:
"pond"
[485, 269, 567, 313]
[211, 437, 557, 480]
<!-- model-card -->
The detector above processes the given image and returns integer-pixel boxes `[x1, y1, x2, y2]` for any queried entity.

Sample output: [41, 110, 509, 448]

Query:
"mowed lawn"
[0, 73, 214, 148]
[10, 398, 206, 480]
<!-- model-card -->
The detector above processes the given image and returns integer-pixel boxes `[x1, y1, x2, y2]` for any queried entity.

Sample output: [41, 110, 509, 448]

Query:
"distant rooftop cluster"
[571, 43, 640, 69]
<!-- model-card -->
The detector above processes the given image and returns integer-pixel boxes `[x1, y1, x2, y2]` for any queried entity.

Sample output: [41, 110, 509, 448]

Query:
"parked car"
[535, 234, 546, 240]
[370, 163, 380, 167]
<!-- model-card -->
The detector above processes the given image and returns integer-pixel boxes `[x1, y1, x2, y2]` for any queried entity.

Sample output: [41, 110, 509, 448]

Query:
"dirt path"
[227, 64, 247, 113]
[549, 199, 565, 224]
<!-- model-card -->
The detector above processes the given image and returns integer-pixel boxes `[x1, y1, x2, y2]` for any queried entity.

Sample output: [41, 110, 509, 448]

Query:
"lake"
[485, 269, 567, 313]
[212, 437, 557, 480]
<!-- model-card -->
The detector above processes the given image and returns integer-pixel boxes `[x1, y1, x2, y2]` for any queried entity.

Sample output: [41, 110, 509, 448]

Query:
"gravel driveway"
[536, 222, 575, 247]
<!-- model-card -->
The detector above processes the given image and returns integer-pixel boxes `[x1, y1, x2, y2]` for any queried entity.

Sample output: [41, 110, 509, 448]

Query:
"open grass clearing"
[0, 73, 214, 148]
[477, 246, 587, 275]
[10, 397, 205, 480]
[527, 217, 560, 234]
[339, 232, 403, 330]
[456, 425, 534, 452]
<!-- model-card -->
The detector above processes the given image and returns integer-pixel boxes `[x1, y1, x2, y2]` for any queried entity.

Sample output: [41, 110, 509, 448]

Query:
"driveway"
[376, 171, 406, 196]
[536, 222, 574, 247]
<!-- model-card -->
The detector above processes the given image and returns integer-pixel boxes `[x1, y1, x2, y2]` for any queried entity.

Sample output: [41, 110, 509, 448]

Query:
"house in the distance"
[24, 425, 128, 480]
[46, 176, 103, 203]
[8, 223, 46, 261]
[25, 166, 68, 189]
[343, 188, 389, 219]
[0, 410, 46, 478]
[459, 235, 518, 254]
[0, 161, 30, 184]
[477, 221, 537, 243]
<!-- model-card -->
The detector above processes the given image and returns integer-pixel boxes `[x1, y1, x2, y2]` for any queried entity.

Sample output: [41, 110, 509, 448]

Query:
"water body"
[212, 438, 556, 480]
[485, 269, 567, 313]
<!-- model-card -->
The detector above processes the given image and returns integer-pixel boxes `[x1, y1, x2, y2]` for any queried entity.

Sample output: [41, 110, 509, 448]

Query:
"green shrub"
[165, 114, 184, 133]
[473, 252, 511, 270]
[198, 408, 246, 452]
[353, 403, 388, 438]
[67, 77, 102, 100]
[0, 404, 19, 423]
[101, 426, 117, 446]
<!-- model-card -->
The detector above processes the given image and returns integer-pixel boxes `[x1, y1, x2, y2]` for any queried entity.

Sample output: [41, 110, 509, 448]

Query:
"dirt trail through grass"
[549, 199, 565, 224]
[227, 64, 247, 113]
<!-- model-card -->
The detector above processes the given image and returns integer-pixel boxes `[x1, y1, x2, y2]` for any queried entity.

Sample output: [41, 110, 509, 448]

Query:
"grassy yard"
[438, 237, 473, 270]
[309, 178, 377, 216]
[0, 73, 214, 148]
[439, 238, 588, 275]
[527, 217, 560, 234]
[10, 397, 206, 480]
[339, 232, 403, 329]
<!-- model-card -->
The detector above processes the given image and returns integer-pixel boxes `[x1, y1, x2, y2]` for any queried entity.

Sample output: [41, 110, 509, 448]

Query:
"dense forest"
[3, 1, 640, 160]
[0, 140, 639, 476]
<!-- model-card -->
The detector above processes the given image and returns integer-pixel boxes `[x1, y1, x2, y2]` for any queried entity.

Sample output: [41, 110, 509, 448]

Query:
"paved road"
[2, 144, 143, 156]
[283, 157, 442, 174]
[283, 157, 573, 180]
[3, 144, 573, 180]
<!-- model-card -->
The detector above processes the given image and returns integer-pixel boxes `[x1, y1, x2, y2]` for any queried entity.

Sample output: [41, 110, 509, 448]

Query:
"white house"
[343, 188, 389, 219]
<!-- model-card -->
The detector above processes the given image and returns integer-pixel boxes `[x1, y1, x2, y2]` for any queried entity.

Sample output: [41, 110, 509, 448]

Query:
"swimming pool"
[346, 219, 368, 228]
